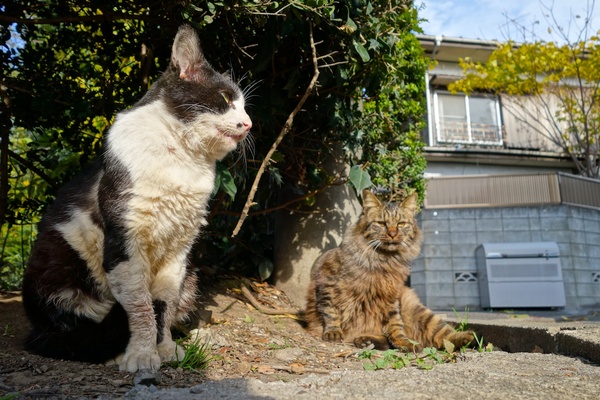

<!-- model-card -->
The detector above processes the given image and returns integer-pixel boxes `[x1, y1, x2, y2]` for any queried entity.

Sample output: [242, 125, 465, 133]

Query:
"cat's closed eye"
[220, 91, 232, 105]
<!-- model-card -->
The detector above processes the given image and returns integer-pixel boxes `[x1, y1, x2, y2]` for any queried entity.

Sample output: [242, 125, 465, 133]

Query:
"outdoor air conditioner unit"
[476, 242, 566, 309]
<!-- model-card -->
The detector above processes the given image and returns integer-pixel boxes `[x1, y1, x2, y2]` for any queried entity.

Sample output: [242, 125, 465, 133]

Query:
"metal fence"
[558, 173, 600, 210]
[424, 172, 600, 210]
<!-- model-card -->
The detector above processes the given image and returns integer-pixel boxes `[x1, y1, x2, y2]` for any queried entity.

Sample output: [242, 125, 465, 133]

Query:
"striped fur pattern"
[305, 190, 474, 351]
[22, 25, 252, 372]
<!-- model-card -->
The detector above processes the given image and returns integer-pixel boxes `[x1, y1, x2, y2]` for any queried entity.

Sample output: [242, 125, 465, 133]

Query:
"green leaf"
[353, 40, 370, 62]
[368, 39, 380, 51]
[258, 258, 274, 281]
[363, 362, 377, 371]
[215, 164, 237, 200]
[349, 165, 373, 195]
[346, 17, 357, 31]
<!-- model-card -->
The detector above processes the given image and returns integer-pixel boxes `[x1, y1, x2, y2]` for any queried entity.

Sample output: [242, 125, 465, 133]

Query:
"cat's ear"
[401, 193, 419, 214]
[361, 189, 382, 210]
[171, 25, 207, 81]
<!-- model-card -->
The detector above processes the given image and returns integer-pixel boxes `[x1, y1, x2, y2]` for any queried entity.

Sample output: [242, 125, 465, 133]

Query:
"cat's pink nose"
[243, 119, 252, 132]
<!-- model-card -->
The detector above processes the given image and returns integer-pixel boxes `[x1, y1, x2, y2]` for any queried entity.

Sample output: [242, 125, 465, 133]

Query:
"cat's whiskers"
[241, 80, 263, 105]
[204, 134, 222, 153]
[237, 72, 261, 94]
[358, 238, 381, 267]
[231, 133, 254, 167]
[358, 246, 372, 267]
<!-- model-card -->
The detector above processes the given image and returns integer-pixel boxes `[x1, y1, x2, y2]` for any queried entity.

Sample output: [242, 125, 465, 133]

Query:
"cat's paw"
[450, 331, 476, 348]
[119, 348, 161, 372]
[322, 329, 344, 342]
[104, 353, 123, 367]
[157, 339, 186, 362]
[354, 335, 390, 350]
[390, 337, 420, 352]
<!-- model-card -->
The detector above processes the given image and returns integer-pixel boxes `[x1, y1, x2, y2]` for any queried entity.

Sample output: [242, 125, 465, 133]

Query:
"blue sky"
[418, 0, 599, 43]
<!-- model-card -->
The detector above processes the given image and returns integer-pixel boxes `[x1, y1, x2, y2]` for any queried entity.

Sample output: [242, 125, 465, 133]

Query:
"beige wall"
[500, 94, 563, 152]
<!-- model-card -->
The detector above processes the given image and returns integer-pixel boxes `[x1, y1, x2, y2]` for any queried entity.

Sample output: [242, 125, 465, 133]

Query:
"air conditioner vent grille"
[489, 263, 560, 279]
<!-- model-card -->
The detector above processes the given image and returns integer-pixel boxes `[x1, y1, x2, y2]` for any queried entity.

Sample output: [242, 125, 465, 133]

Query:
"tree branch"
[214, 177, 348, 218]
[0, 14, 152, 25]
[0, 86, 10, 228]
[7, 149, 57, 189]
[231, 22, 320, 237]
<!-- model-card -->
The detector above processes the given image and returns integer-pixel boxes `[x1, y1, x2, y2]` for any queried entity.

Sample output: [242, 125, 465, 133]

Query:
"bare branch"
[214, 176, 347, 218]
[231, 23, 320, 237]
[7, 149, 57, 189]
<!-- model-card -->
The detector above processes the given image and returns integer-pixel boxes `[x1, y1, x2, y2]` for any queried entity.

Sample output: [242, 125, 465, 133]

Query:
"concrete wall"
[271, 185, 360, 308]
[412, 205, 600, 311]
[271, 148, 361, 308]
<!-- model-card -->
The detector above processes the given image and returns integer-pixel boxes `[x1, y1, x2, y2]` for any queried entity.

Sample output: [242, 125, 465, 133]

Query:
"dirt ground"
[0, 277, 374, 399]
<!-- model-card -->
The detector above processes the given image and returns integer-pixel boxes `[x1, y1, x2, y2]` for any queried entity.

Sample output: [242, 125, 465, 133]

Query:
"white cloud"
[418, 0, 599, 43]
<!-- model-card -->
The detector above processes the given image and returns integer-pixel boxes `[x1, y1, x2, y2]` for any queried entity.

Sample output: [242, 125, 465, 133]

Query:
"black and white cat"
[22, 25, 252, 372]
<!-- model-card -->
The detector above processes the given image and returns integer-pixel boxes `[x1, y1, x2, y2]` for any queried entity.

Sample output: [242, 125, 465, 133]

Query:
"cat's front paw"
[322, 329, 344, 342]
[105, 353, 123, 367]
[119, 348, 161, 372]
[390, 337, 420, 352]
[157, 339, 186, 362]
[450, 331, 476, 348]
[354, 335, 390, 350]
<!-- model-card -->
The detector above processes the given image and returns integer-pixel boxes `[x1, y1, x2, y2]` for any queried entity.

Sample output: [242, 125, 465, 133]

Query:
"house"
[413, 34, 600, 311]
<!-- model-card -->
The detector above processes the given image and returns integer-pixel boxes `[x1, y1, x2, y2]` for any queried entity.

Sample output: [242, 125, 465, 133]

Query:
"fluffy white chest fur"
[109, 99, 217, 237]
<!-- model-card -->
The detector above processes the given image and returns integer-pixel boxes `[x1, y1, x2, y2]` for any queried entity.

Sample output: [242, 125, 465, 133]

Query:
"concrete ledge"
[445, 311, 600, 363]
[556, 328, 600, 363]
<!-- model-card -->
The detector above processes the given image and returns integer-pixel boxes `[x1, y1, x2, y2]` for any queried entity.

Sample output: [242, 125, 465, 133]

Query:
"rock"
[189, 328, 230, 348]
[273, 347, 304, 362]
[133, 369, 161, 387]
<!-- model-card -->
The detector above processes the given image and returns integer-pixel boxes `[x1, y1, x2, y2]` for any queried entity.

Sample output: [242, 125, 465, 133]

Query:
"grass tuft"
[169, 336, 214, 373]
[452, 307, 470, 332]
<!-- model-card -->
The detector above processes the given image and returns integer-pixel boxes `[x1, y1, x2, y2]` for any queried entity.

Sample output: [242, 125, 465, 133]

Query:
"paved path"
[126, 309, 600, 399]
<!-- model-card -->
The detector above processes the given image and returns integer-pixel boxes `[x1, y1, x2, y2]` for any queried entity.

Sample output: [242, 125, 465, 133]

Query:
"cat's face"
[359, 191, 420, 253]
[163, 25, 252, 160]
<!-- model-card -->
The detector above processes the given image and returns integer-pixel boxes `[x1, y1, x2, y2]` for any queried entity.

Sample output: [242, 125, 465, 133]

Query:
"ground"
[0, 277, 377, 399]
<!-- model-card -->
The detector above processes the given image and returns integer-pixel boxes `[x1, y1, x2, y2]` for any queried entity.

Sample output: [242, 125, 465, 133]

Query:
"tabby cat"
[304, 190, 474, 351]
[22, 25, 252, 372]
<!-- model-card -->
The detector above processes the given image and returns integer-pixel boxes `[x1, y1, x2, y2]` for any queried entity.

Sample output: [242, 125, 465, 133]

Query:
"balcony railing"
[425, 172, 600, 210]
[437, 121, 503, 145]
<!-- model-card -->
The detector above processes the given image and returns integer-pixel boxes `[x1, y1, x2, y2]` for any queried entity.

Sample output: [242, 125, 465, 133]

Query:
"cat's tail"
[24, 303, 130, 364]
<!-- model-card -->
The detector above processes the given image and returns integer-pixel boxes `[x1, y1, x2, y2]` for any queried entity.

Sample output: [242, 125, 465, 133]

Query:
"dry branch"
[231, 22, 321, 237]
[240, 285, 301, 316]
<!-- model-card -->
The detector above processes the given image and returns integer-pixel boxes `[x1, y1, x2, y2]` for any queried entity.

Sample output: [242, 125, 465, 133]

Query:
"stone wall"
[412, 205, 600, 311]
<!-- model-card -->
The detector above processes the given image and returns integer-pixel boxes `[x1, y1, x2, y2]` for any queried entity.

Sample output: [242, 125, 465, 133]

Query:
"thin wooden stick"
[240, 285, 300, 316]
[231, 23, 320, 237]
[257, 364, 331, 374]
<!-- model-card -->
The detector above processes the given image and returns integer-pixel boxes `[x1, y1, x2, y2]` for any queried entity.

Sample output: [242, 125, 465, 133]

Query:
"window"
[433, 91, 502, 145]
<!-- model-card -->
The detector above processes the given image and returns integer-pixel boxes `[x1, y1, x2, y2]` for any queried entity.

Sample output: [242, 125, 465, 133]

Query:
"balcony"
[425, 172, 600, 210]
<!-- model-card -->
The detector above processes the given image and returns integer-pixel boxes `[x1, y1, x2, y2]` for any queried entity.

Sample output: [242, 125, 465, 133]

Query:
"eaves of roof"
[424, 146, 575, 169]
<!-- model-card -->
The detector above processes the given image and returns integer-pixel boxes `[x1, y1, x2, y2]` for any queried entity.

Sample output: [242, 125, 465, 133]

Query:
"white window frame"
[432, 90, 503, 146]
